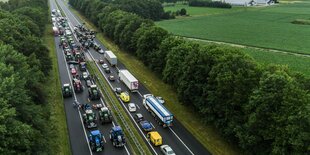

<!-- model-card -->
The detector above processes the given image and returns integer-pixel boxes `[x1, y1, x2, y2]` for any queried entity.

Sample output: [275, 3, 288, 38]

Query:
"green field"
[157, 1, 310, 55]
[195, 40, 310, 76]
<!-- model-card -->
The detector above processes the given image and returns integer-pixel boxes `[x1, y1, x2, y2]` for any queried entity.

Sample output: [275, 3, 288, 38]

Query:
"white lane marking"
[102, 135, 107, 143]
[137, 91, 143, 97]
[55, 15, 93, 155]
[169, 127, 195, 155]
[136, 104, 140, 110]
[150, 123, 155, 129]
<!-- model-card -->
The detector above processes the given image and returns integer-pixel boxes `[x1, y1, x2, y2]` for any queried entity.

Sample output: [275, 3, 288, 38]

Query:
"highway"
[53, 0, 212, 154]
[50, 0, 131, 155]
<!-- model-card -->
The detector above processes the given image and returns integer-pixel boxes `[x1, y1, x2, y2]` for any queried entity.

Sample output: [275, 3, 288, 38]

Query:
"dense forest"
[70, 0, 310, 154]
[0, 0, 56, 154]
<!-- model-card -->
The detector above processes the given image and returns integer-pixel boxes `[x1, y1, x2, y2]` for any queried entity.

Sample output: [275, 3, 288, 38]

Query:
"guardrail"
[87, 61, 146, 155]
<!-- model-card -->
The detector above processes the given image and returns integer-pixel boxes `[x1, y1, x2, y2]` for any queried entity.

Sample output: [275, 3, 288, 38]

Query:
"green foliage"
[0, 0, 55, 154]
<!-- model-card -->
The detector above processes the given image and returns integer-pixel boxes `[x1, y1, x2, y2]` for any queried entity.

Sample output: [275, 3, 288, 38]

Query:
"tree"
[180, 8, 187, 16]
[205, 49, 260, 139]
[135, 26, 169, 69]
[237, 65, 310, 154]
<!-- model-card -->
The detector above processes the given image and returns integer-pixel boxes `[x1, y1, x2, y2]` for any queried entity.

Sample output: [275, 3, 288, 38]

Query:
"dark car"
[99, 59, 104, 64]
[104, 67, 111, 73]
[108, 75, 115, 81]
[114, 87, 122, 94]
[134, 113, 144, 123]
[140, 120, 153, 132]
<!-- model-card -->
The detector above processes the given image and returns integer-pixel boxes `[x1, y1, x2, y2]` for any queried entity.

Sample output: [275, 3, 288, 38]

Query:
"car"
[102, 63, 108, 69]
[71, 68, 77, 75]
[114, 87, 122, 94]
[139, 120, 153, 132]
[108, 75, 115, 81]
[120, 92, 130, 102]
[134, 113, 144, 122]
[128, 103, 136, 112]
[69, 64, 75, 69]
[99, 59, 104, 64]
[86, 79, 92, 87]
[104, 67, 111, 73]
[160, 145, 175, 155]
[98, 49, 104, 54]
[156, 96, 165, 104]
[82, 72, 89, 79]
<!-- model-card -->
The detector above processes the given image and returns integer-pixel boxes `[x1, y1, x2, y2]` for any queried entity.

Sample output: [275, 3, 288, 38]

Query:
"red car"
[71, 68, 77, 76]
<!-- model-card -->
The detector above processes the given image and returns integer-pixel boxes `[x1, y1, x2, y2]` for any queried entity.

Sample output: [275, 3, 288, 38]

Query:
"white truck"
[118, 70, 138, 92]
[143, 94, 173, 128]
[104, 50, 117, 66]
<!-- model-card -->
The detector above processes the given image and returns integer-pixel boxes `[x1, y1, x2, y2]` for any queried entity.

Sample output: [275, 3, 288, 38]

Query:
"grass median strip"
[87, 61, 152, 155]
[43, 24, 71, 154]
[68, 5, 240, 155]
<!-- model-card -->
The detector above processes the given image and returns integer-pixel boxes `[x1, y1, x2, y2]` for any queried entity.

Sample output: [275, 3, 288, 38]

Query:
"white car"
[102, 63, 108, 69]
[82, 72, 88, 79]
[160, 145, 175, 155]
[98, 49, 104, 54]
[128, 103, 136, 112]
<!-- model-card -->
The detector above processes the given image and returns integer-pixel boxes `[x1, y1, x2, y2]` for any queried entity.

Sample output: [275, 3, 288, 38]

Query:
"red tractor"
[72, 78, 83, 93]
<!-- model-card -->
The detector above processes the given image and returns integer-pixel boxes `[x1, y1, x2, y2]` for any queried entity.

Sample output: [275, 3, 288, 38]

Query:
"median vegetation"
[0, 0, 66, 154]
[69, 0, 310, 154]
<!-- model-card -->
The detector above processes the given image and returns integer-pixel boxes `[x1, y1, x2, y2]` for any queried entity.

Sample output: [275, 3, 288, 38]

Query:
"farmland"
[157, 1, 310, 55]
[195, 40, 310, 76]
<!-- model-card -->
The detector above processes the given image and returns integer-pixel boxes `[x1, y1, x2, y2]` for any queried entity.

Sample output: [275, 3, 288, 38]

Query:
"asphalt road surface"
[50, 0, 131, 155]
[54, 0, 212, 154]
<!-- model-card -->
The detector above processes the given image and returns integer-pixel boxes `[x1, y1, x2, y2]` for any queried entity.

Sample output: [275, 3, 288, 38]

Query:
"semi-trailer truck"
[118, 70, 139, 92]
[104, 50, 117, 66]
[143, 94, 173, 127]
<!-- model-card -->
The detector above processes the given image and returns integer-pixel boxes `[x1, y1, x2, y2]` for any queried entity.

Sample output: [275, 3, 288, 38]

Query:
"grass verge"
[68, 5, 240, 155]
[87, 61, 152, 155]
[43, 24, 71, 154]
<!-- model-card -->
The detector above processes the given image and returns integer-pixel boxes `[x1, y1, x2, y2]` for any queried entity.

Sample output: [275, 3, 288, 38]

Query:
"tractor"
[72, 78, 83, 93]
[109, 126, 126, 147]
[75, 52, 85, 63]
[99, 107, 112, 124]
[62, 83, 73, 98]
[83, 107, 97, 128]
[88, 130, 104, 152]
[88, 85, 100, 100]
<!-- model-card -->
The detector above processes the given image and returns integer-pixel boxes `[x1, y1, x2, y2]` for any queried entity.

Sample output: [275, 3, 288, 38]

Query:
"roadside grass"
[43, 25, 71, 154]
[195, 40, 310, 76]
[87, 61, 152, 155]
[157, 1, 310, 55]
[68, 5, 240, 155]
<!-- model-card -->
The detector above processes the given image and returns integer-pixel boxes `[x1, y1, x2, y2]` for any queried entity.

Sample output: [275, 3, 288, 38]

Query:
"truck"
[118, 70, 138, 92]
[104, 50, 117, 66]
[53, 26, 59, 36]
[143, 94, 173, 128]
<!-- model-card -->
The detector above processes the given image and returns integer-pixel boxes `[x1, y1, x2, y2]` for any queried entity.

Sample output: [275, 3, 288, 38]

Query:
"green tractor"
[62, 83, 73, 98]
[88, 85, 100, 100]
[83, 107, 97, 128]
[99, 107, 112, 124]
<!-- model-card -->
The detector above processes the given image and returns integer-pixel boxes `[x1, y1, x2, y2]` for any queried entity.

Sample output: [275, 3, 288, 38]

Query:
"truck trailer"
[118, 70, 138, 92]
[143, 94, 173, 127]
[104, 50, 117, 66]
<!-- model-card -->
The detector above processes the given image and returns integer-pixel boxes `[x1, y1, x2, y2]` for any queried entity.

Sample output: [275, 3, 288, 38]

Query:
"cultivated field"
[157, 1, 310, 55]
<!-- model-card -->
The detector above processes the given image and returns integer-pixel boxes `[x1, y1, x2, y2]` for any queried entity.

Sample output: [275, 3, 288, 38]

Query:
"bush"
[189, 0, 232, 8]
[180, 8, 187, 16]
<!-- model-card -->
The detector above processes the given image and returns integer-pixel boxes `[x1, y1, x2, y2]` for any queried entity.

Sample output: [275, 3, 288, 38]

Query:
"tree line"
[188, 0, 232, 8]
[0, 0, 56, 154]
[69, 0, 310, 154]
